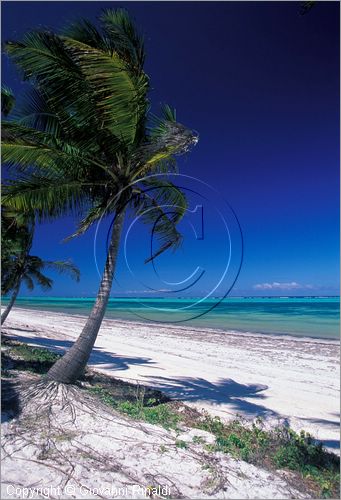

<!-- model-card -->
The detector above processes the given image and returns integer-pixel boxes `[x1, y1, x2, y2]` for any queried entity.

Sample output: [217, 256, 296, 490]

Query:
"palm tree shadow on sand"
[3, 332, 156, 372]
[142, 375, 279, 419]
[3, 330, 275, 419]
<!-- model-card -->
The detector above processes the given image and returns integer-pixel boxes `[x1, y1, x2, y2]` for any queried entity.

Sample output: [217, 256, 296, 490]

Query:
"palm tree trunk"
[1, 281, 21, 325]
[46, 211, 125, 384]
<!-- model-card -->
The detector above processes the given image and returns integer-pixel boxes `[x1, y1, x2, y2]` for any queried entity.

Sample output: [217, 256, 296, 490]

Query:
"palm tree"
[1, 209, 80, 324]
[1, 208, 29, 292]
[1, 256, 80, 325]
[2, 9, 198, 383]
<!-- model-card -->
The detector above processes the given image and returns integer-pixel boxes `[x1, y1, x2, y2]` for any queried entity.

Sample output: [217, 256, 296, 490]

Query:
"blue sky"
[2, 1, 340, 297]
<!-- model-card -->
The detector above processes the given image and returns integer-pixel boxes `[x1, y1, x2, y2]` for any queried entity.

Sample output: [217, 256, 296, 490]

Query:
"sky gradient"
[2, 1, 340, 297]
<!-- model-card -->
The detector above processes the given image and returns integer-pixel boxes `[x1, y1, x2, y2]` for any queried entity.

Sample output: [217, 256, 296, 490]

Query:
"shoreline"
[2, 307, 340, 453]
[4, 305, 340, 345]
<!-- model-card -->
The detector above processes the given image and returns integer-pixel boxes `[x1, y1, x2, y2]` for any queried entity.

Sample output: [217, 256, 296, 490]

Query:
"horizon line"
[9, 295, 341, 299]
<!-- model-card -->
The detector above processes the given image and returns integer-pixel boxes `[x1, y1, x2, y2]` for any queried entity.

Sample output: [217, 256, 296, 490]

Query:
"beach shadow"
[143, 375, 277, 418]
[319, 439, 340, 450]
[1, 379, 20, 422]
[3, 333, 156, 372]
[302, 417, 340, 428]
[298, 416, 340, 451]
[89, 348, 156, 371]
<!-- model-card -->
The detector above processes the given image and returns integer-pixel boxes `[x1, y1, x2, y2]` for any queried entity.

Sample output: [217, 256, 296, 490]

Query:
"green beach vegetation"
[2, 8, 198, 383]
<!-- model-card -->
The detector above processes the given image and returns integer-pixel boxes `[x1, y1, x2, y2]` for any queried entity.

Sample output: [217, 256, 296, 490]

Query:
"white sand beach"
[2, 375, 307, 500]
[2, 307, 340, 452]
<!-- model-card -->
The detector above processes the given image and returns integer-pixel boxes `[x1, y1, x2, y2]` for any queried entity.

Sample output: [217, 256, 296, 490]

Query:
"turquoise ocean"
[4, 296, 340, 340]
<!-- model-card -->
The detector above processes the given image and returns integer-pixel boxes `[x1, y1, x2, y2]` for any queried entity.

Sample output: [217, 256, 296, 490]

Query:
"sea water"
[3, 296, 339, 340]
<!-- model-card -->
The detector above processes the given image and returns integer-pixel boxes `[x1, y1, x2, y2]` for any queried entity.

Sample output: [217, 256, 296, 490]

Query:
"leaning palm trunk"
[1, 281, 21, 325]
[3, 9, 198, 383]
[46, 211, 125, 384]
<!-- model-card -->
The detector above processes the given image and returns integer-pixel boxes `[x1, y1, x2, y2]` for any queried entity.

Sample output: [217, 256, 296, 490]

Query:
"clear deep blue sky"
[2, 1, 340, 297]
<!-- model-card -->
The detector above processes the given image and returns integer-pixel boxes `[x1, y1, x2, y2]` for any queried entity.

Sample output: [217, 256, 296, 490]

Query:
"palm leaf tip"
[161, 104, 176, 122]
[100, 8, 145, 71]
[136, 178, 187, 263]
[28, 270, 53, 291]
[152, 121, 199, 159]
[149, 105, 199, 158]
[300, 1, 316, 15]
[44, 260, 80, 282]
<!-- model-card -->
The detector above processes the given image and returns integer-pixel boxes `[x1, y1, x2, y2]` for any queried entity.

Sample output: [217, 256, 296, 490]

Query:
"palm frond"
[148, 105, 197, 151]
[2, 121, 85, 171]
[23, 274, 35, 291]
[2, 121, 119, 184]
[64, 203, 110, 241]
[4, 32, 112, 146]
[27, 268, 53, 290]
[3, 175, 92, 218]
[1, 85, 15, 116]
[6, 29, 147, 148]
[43, 260, 80, 282]
[132, 106, 198, 179]
[61, 10, 149, 147]
[5, 32, 83, 114]
[62, 18, 110, 52]
[62, 37, 148, 146]
[2, 142, 64, 171]
[134, 177, 188, 263]
[13, 87, 61, 136]
[100, 8, 146, 73]
[160, 104, 176, 123]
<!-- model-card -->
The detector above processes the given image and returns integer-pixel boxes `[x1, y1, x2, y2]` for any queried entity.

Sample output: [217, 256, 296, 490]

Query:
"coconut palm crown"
[2, 9, 198, 383]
